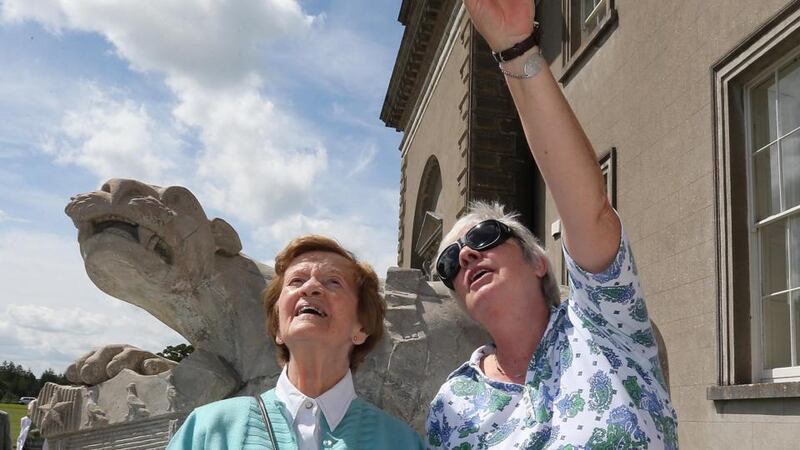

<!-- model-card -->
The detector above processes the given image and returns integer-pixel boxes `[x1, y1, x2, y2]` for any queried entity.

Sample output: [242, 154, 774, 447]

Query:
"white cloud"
[3, 0, 332, 227]
[0, 0, 406, 374]
[0, 0, 67, 33]
[1, 0, 315, 88]
[5, 305, 107, 335]
[174, 79, 328, 225]
[255, 212, 398, 276]
[43, 86, 187, 184]
[0, 229, 183, 375]
[0, 209, 26, 224]
[347, 142, 378, 176]
[0, 65, 81, 160]
[267, 16, 397, 102]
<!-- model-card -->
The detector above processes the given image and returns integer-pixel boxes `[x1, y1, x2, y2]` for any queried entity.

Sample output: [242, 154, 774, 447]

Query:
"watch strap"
[491, 22, 540, 64]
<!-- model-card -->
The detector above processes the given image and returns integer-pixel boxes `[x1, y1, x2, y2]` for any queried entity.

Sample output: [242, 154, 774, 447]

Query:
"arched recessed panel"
[411, 156, 443, 278]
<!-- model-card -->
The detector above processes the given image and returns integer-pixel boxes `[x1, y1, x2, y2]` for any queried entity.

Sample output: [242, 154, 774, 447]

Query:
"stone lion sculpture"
[61, 178, 489, 434]
[65, 178, 280, 407]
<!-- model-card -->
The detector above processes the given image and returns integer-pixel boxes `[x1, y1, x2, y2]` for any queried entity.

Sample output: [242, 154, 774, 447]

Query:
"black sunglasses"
[435, 219, 514, 289]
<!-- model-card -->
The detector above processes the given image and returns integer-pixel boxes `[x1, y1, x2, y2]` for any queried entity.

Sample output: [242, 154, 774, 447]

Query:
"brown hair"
[263, 235, 385, 371]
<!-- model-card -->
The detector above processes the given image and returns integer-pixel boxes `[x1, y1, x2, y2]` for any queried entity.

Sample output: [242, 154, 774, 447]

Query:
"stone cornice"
[381, 0, 456, 131]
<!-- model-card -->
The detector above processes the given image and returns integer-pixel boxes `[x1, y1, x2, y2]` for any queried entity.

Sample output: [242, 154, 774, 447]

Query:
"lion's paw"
[66, 345, 177, 385]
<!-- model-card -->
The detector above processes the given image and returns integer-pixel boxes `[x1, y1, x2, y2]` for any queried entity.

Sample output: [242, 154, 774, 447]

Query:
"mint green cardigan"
[166, 389, 424, 449]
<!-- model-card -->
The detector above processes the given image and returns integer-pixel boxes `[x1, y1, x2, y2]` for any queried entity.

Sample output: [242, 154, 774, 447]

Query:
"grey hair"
[436, 201, 561, 308]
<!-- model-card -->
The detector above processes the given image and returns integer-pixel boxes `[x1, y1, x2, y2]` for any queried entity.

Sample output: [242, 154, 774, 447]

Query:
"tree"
[157, 343, 194, 362]
[0, 361, 71, 401]
[0, 379, 13, 403]
[38, 368, 69, 392]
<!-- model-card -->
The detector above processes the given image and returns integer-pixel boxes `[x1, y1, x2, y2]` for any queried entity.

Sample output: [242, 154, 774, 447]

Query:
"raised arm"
[464, 0, 621, 273]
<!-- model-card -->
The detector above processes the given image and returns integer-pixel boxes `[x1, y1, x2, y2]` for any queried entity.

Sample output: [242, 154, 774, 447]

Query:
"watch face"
[523, 52, 543, 77]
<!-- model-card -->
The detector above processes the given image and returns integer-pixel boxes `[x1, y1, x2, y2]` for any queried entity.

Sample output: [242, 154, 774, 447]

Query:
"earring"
[276, 336, 284, 345]
[352, 336, 360, 344]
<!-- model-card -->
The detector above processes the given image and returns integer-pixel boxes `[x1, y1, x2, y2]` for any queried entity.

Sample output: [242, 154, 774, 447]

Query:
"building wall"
[468, 33, 546, 240]
[548, 0, 800, 447]
[387, 0, 800, 447]
[398, 12, 547, 269]
[398, 12, 471, 268]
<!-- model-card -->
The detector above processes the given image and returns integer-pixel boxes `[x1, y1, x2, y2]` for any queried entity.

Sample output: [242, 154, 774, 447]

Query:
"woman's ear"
[352, 328, 368, 345]
[534, 256, 548, 278]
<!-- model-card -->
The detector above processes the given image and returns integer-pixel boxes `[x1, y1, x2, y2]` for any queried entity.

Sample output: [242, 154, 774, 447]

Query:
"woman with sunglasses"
[168, 235, 424, 449]
[425, 0, 677, 448]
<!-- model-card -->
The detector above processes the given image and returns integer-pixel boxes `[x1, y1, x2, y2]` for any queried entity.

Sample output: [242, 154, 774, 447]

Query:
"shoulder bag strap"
[254, 394, 279, 450]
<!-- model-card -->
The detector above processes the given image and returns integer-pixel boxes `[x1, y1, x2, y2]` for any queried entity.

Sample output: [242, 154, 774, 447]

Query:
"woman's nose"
[300, 277, 323, 296]
[458, 245, 481, 269]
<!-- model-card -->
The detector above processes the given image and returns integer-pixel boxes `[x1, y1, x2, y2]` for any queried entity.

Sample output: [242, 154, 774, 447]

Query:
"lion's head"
[65, 178, 242, 300]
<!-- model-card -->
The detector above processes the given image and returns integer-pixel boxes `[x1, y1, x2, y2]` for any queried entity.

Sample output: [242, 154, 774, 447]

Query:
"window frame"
[744, 53, 800, 382]
[710, 0, 800, 398]
[582, 0, 608, 39]
[560, 0, 618, 83]
[599, 147, 617, 209]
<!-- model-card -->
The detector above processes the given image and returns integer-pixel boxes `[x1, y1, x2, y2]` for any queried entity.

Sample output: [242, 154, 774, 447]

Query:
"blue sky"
[0, 0, 406, 376]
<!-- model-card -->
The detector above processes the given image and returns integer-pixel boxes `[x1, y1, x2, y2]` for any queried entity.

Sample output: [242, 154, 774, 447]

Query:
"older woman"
[425, 0, 678, 448]
[168, 235, 423, 449]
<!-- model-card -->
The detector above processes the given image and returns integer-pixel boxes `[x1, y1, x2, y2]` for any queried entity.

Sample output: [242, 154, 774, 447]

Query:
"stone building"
[381, 0, 800, 448]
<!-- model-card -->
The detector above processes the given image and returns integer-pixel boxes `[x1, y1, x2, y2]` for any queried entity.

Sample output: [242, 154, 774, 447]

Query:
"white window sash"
[583, 0, 606, 28]
[762, 365, 800, 381]
[745, 51, 800, 382]
[752, 122, 800, 155]
[755, 203, 800, 228]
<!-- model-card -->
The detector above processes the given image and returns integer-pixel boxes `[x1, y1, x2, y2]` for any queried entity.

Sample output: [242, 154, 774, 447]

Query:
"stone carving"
[84, 390, 109, 427]
[58, 179, 487, 433]
[39, 391, 70, 430]
[33, 384, 84, 437]
[166, 374, 178, 412]
[65, 179, 278, 404]
[125, 383, 150, 421]
[168, 418, 180, 440]
[144, 357, 175, 375]
[32, 370, 182, 448]
[66, 345, 177, 386]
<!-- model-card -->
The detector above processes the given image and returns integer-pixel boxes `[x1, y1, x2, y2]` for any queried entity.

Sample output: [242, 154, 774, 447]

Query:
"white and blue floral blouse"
[426, 229, 678, 449]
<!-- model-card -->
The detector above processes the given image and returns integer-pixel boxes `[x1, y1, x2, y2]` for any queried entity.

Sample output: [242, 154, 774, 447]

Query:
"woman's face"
[452, 236, 545, 323]
[276, 251, 367, 356]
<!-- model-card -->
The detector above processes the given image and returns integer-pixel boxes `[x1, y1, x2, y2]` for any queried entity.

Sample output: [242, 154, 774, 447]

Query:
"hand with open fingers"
[463, 0, 536, 52]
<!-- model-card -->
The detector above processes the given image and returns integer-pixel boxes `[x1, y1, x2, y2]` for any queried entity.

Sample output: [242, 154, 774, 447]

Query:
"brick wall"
[468, 32, 544, 239]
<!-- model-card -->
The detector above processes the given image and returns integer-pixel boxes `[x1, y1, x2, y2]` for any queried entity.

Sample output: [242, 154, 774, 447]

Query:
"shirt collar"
[469, 344, 491, 369]
[274, 366, 357, 431]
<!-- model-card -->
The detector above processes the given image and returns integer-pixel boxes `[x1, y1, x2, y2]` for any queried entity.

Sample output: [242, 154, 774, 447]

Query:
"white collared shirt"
[275, 367, 357, 450]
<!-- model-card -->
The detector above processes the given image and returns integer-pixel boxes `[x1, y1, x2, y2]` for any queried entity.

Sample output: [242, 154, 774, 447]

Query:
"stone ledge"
[707, 382, 800, 400]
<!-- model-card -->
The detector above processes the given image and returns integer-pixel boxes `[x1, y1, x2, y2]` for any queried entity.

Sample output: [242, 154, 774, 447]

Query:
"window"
[581, 0, 609, 40]
[599, 147, 617, 209]
[711, 2, 800, 395]
[747, 54, 800, 381]
[561, 0, 617, 82]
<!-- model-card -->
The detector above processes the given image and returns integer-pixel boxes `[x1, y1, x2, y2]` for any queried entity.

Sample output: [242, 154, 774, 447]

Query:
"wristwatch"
[491, 22, 540, 64]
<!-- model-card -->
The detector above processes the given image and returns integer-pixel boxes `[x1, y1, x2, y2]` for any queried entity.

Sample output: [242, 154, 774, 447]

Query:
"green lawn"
[0, 402, 28, 449]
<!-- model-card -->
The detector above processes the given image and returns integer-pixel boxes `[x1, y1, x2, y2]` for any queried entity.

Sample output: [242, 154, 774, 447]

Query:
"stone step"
[52, 415, 183, 450]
